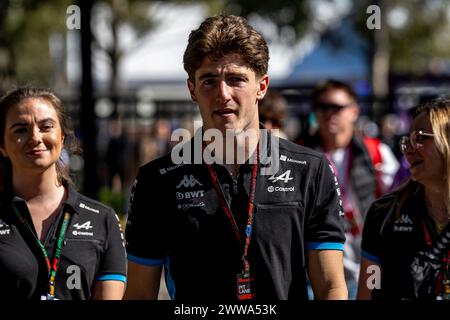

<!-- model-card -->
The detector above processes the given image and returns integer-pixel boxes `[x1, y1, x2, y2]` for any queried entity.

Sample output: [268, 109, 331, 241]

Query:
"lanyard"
[421, 217, 450, 298]
[422, 218, 433, 246]
[12, 205, 71, 299]
[204, 144, 259, 274]
[325, 149, 363, 236]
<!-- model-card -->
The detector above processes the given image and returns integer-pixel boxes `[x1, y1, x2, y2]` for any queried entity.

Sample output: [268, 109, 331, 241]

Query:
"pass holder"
[436, 279, 450, 300]
[237, 271, 255, 300]
[40, 294, 59, 300]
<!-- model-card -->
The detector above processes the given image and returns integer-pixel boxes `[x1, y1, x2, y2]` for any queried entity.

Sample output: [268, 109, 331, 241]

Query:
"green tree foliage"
[91, 0, 156, 97]
[385, 0, 450, 74]
[184, 0, 311, 43]
[0, 0, 72, 90]
[2, 0, 449, 91]
[351, 0, 450, 74]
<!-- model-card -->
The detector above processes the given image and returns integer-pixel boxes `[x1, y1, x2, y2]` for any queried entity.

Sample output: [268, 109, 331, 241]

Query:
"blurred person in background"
[358, 99, 450, 300]
[303, 79, 399, 299]
[151, 118, 173, 157]
[0, 87, 126, 300]
[105, 112, 128, 193]
[380, 113, 402, 160]
[258, 89, 288, 139]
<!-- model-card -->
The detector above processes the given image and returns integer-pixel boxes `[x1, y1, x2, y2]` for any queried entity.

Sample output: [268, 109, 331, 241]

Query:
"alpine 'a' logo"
[176, 175, 203, 188]
[73, 221, 93, 230]
[268, 170, 293, 183]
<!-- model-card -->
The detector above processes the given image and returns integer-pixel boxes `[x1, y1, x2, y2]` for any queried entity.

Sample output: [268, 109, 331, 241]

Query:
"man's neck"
[204, 125, 260, 166]
[321, 130, 353, 152]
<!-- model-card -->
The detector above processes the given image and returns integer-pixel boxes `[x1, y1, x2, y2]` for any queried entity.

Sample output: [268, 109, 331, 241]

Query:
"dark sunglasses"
[314, 102, 354, 112]
[399, 130, 434, 153]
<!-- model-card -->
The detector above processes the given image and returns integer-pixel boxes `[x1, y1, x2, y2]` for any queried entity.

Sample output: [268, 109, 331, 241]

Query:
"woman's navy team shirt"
[0, 184, 127, 300]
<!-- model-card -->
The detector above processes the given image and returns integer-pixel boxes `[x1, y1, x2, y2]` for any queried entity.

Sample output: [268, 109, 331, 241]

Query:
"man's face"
[188, 54, 269, 135]
[315, 89, 359, 137]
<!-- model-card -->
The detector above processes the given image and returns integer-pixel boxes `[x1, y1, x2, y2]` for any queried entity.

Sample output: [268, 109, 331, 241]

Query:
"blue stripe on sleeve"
[96, 274, 127, 283]
[127, 253, 164, 266]
[361, 250, 383, 264]
[305, 242, 344, 251]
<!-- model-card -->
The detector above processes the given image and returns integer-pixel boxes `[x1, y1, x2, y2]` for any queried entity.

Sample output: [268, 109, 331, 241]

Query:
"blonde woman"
[358, 99, 450, 300]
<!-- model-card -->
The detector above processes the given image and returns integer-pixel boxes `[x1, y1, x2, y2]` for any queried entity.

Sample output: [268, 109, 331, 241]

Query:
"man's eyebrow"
[198, 72, 218, 80]
[227, 71, 248, 78]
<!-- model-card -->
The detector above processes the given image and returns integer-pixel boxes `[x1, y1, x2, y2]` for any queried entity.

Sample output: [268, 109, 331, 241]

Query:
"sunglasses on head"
[399, 130, 434, 153]
[314, 102, 353, 112]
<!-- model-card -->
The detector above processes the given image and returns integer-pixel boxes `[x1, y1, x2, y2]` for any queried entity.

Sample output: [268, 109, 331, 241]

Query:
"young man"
[304, 80, 399, 299]
[124, 15, 347, 300]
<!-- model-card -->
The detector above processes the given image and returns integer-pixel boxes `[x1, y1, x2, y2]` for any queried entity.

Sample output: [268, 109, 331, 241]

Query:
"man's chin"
[215, 122, 241, 135]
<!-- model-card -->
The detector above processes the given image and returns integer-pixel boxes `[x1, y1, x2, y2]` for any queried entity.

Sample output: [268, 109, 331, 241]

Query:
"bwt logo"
[66, 5, 81, 30]
[176, 190, 204, 200]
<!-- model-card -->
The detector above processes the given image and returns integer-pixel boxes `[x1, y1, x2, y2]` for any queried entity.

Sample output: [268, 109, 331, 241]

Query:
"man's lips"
[214, 108, 236, 116]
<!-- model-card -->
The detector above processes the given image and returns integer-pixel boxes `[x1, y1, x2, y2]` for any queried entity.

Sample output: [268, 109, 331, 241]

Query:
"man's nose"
[217, 81, 232, 101]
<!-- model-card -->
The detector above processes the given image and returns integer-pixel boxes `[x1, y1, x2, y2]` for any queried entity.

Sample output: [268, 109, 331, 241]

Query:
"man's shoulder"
[277, 137, 325, 163]
[137, 151, 202, 185]
[139, 152, 182, 174]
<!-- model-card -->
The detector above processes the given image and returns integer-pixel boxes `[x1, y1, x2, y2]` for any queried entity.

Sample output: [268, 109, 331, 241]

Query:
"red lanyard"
[325, 149, 353, 208]
[12, 205, 71, 299]
[204, 144, 259, 274]
[421, 219, 433, 246]
[325, 149, 363, 236]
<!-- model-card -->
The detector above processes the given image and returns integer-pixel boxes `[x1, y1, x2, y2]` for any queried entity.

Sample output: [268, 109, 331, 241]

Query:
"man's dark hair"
[183, 14, 269, 81]
[312, 79, 357, 103]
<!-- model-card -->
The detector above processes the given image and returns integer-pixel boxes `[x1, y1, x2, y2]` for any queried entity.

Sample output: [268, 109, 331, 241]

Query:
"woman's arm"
[357, 256, 381, 300]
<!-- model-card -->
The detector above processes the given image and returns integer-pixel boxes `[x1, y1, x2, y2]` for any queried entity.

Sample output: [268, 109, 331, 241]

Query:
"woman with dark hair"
[357, 99, 450, 300]
[0, 87, 126, 300]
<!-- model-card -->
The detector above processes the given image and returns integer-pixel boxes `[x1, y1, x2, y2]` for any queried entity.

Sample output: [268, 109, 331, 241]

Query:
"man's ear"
[187, 79, 197, 103]
[256, 75, 270, 100]
[350, 104, 360, 123]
